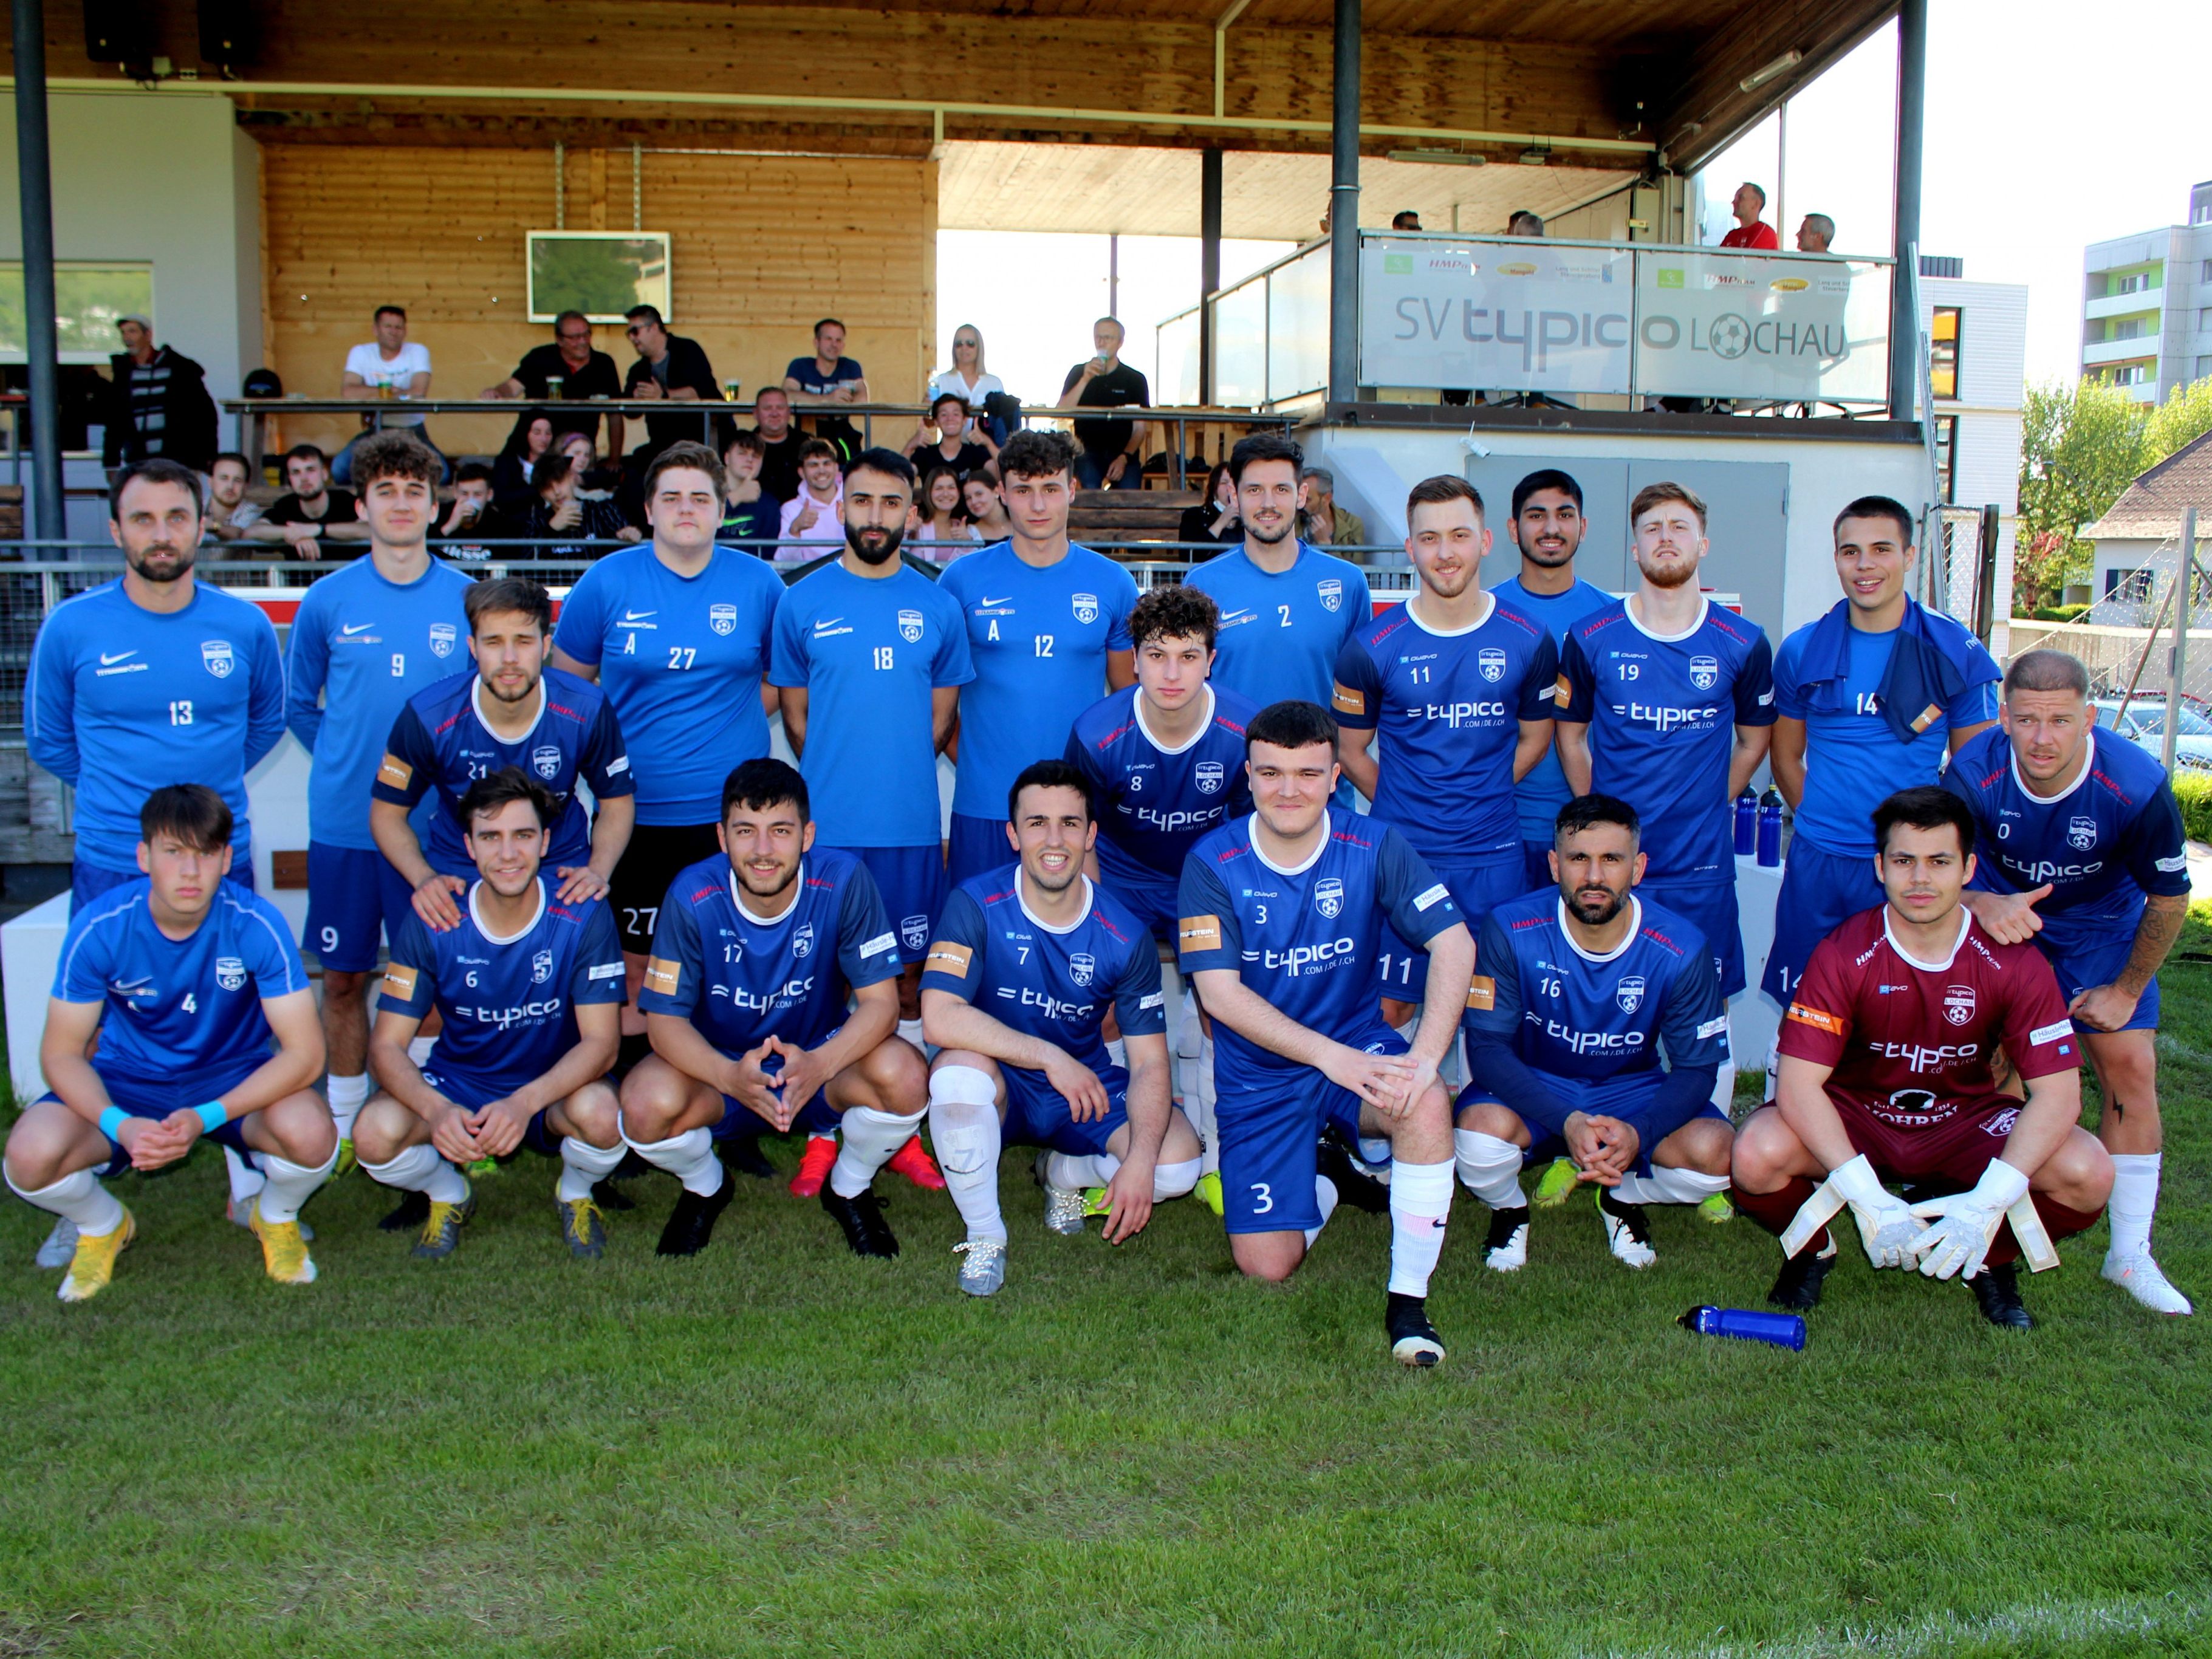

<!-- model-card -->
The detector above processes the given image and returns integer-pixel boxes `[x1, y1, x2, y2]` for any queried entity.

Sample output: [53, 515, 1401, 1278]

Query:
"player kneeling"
[1731, 787, 2113, 1329]
[5, 786, 334, 1301]
[620, 760, 926, 1259]
[1454, 795, 1735, 1271]
[922, 761, 1202, 1296]
[357, 769, 626, 1260]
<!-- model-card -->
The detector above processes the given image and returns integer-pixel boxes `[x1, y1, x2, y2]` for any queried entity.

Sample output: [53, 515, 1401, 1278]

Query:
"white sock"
[363, 1143, 468, 1205]
[897, 1017, 926, 1049]
[1620, 1165, 1730, 1206]
[1152, 1157, 1201, 1200]
[1387, 1157, 1454, 1298]
[623, 1124, 725, 1197]
[1304, 1174, 1340, 1247]
[558, 1136, 626, 1203]
[830, 1106, 920, 1199]
[1045, 1151, 1115, 1191]
[1454, 1129, 1525, 1208]
[2108, 1152, 2162, 1258]
[408, 1035, 437, 1067]
[255, 1146, 338, 1225]
[6, 1165, 125, 1238]
[1764, 1037, 1780, 1103]
[1104, 1038, 1128, 1070]
[928, 1065, 1005, 1243]
[326, 1073, 369, 1139]
[223, 1146, 265, 1203]
[1194, 1036, 1219, 1177]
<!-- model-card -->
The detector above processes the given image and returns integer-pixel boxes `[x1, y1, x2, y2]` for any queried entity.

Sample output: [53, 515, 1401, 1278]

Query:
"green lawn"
[4, 930, 2211, 1658]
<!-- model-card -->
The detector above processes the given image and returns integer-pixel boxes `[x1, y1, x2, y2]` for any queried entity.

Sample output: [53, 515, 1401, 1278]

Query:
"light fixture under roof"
[1739, 49, 1803, 94]
[1518, 143, 1552, 166]
[1385, 149, 1485, 166]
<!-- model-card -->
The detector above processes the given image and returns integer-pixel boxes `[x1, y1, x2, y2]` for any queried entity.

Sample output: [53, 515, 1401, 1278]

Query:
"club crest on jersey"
[901, 913, 930, 953]
[214, 956, 246, 992]
[897, 609, 924, 644]
[532, 744, 562, 781]
[1615, 974, 1646, 1014]
[428, 623, 457, 658]
[1943, 983, 1976, 1026]
[531, 948, 553, 985]
[1984, 1106, 2022, 1137]
[1072, 592, 1099, 624]
[1317, 578, 1343, 612]
[710, 603, 738, 636]
[1478, 646, 1507, 683]
[792, 923, 815, 958]
[200, 640, 235, 678]
[1068, 951, 1096, 987]
[2067, 815, 2097, 852]
[1194, 760, 1225, 795]
[1313, 876, 1344, 919]
[1689, 654, 1719, 691]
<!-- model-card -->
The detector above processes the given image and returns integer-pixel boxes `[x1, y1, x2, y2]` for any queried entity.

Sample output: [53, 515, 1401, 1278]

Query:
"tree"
[2011, 528, 2069, 615]
[2145, 375, 2212, 465]
[2017, 377, 2148, 591]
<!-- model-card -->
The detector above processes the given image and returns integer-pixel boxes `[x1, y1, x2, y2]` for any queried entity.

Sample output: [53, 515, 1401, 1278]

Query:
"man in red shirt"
[1731, 787, 2112, 1328]
[1718, 183, 1780, 251]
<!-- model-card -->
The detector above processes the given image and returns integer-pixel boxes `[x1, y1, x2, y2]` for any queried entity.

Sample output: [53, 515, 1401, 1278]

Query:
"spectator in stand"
[334, 306, 440, 484]
[1719, 183, 1780, 250]
[482, 309, 624, 453]
[928, 324, 1005, 438]
[1507, 208, 1546, 238]
[1795, 213, 1835, 254]
[203, 452, 263, 543]
[433, 462, 503, 563]
[556, 429, 612, 490]
[1298, 466, 1365, 547]
[518, 451, 640, 558]
[1176, 461, 1241, 546]
[917, 465, 981, 563]
[492, 414, 556, 511]
[962, 467, 1013, 544]
[622, 304, 725, 467]
[1056, 317, 1149, 491]
[1391, 210, 1423, 231]
[719, 429, 779, 549]
[752, 386, 806, 504]
[250, 445, 367, 560]
[101, 315, 217, 472]
[906, 392, 996, 474]
[784, 320, 869, 460]
[776, 439, 847, 560]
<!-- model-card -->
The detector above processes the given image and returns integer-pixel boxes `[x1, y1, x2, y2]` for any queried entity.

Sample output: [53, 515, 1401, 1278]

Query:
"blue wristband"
[98, 1106, 130, 1141]
[194, 1101, 228, 1133]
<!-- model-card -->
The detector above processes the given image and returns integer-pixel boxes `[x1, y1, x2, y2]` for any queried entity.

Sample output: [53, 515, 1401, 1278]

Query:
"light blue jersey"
[286, 555, 477, 850]
[28, 580, 285, 873]
[552, 545, 785, 826]
[1493, 575, 1614, 843]
[1183, 542, 1372, 709]
[769, 560, 973, 848]
[937, 543, 1136, 820]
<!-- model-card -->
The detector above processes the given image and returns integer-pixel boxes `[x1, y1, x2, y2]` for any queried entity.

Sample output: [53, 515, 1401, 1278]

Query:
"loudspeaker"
[197, 0, 256, 69]
[81, 0, 156, 64]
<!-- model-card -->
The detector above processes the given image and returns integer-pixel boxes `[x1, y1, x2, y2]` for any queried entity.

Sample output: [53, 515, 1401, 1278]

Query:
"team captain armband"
[1785, 1001, 1844, 1036]
[375, 754, 413, 789]
[378, 963, 420, 1001]
[923, 940, 973, 976]
[1330, 683, 1364, 715]
[1465, 975, 1496, 1011]
[1179, 914, 1222, 953]
[643, 957, 682, 996]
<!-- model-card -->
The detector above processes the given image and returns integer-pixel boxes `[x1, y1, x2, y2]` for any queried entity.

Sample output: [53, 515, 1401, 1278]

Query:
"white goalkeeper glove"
[1780, 1154, 1922, 1269]
[1908, 1158, 2032, 1281]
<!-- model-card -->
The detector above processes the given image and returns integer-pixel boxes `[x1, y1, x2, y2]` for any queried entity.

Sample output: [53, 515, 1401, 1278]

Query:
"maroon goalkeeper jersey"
[1778, 906, 2078, 1122]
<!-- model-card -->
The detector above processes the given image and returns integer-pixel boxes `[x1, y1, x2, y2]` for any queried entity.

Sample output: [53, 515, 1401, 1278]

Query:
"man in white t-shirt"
[334, 305, 443, 484]
[775, 438, 847, 561]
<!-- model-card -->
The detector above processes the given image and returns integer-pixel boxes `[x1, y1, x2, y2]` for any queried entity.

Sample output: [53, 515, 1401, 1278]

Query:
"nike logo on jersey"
[620, 610, 659, 628]
[99, 650, 137, 666]
[340, 623, 375, 636]
[977, 595, 1015, 609]
[813, 618, 852, 638]
[1218, 609, 1258, 627]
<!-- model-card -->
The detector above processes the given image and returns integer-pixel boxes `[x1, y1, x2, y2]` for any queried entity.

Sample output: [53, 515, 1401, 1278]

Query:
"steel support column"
[1326, 0, 1360, 405]
[1199, 147, 1223, 405]
[1887, 0, 1927, 422]
[12, 0, 64, 538]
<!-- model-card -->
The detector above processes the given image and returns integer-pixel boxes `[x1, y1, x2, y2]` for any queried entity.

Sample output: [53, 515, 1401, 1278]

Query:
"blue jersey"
[1463, 891, 1728, 1091]
[27, 580, 285, 873]
[1333, 595, 1558, 864]
[286, 555, 477, 852]
[1559, 598, 1776, 882]
[937, 544, 1137, 820]
[1177, 812, 1462, 1093]
[53, 878, 309, 1089]
[769, 561, 973, 848]
[380, 880, 625, 1099]
[1773, 617, 1999, 857]
[552, 545, 785, 827]
[373, 668, 634, 875]
[1064, 683, 1258, 889]
[638, 849, 902, 1058]
[1494, 575, 1616, 843]
[1183, 543, 1372, 708]
[1943, 725, 2191, 948]
[922, 867, 1166, 1073]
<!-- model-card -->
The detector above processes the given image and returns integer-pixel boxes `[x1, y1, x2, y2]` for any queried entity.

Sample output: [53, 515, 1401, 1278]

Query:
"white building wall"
[1922, 275, 2025, 635]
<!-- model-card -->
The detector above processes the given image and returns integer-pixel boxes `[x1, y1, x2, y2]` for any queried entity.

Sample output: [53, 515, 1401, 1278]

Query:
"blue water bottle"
[1756, 787, 1784, 867]
[1733, 787, 1758, 857]
[1678, 1305, 1806, 1350]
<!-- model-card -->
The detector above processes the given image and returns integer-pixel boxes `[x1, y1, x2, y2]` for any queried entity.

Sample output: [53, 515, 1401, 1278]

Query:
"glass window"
[1930, 306, 1960, 399]
[2130, 706, 2212, 737]
[1934, 414, 1957, 502]
[0, 263, 155, 363]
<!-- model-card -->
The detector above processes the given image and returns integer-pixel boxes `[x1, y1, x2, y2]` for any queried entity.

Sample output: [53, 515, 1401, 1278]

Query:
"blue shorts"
[1759, 841, 1884, 1007]
[72, 852, 255, 917]
[1636, 874, 1746, 1000]
[1377, 850, 1522, 1002]
[1217, 1022, 1403, 1236]
[826, 844, 947, 967]
[1001, 1063, 1129, 1157]
[705, 1029, 846, 1140]
[303, 843, 416, 973]
[48, 1061, 261, 1178]
[946, 813, 1012, 890]
[1522, 840, 1558, 895]
[1454, 1072, 1730, 1179]
[421, 1067, 567, 1156]
[2038, 925, 2161, 1034]
[1096, 865, 1179, 946]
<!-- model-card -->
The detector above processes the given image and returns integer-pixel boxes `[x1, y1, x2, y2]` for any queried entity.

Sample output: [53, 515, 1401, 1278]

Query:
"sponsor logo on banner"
[532, 949, 553, 985]
[1313, 877, 1344, 919]
[792, 923, 815, 958]
[1690, 654, 1719, 691]
[1194, 761, 1225, 795]
[900, 913, 930, 953]
[1068, 951, 1095, 987]
[201, 640, 235, 678]
[215, 956, 247, 992]
[1615, 975, 1646, 1015]
[709, 603, 738, 636]
[428, 623, 457, 658]
[1072, 593, 1099, 624]
[1478, 647, 1507, 683]
[532, 745, 562, 780]
[1317, 579, 1343, 613]
[2067, 815, 2097, 851]
[897, 609, 924, 644]
[1943, 983, 1976, 1027]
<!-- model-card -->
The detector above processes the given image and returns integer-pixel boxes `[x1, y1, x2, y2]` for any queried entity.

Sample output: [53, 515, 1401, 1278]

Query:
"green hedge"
[2174, 771, 2212, 844]
[2028, 603, 2092, 622]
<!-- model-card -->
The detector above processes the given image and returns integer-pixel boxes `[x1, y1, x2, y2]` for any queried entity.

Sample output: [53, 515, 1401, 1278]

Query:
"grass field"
[3, 931, 2210, 1658]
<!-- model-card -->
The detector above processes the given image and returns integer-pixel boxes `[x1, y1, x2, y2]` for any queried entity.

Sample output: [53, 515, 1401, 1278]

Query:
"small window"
[1934, 415, 1957, 502]
[0, 262, 154, 363]
[1930, 306, 1961, 400]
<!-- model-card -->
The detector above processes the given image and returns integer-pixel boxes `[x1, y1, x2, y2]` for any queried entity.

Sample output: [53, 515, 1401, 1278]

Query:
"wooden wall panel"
[261, 144, 935, 459]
